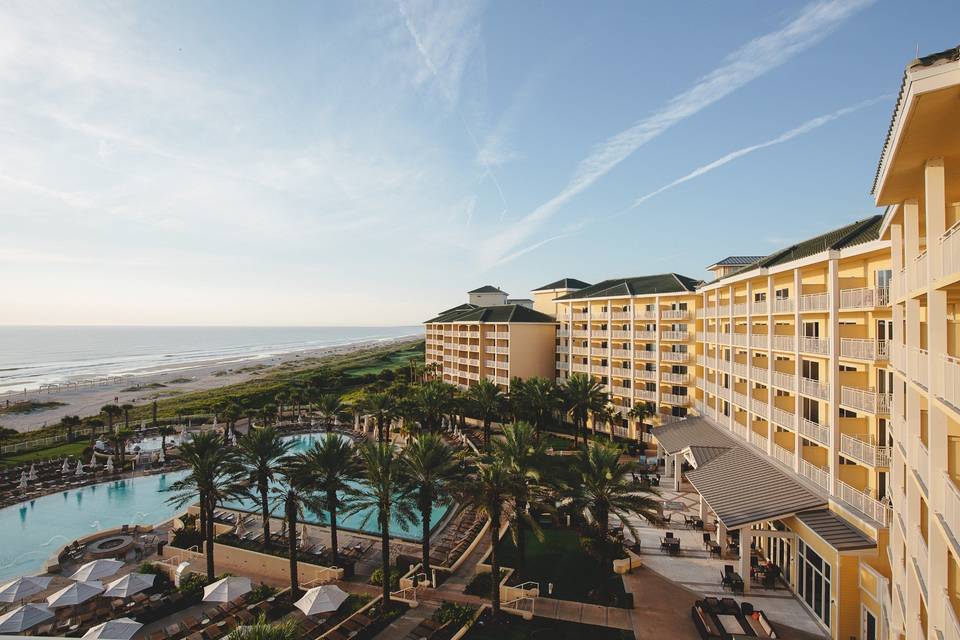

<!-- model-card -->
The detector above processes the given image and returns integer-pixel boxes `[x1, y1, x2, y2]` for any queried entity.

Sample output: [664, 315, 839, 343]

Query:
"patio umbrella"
[89, 453, 97, 467]
[0, 603, 54, 633]
[62, 459, 70, 474]
[18, 471, 28, 490]
[46, 581, 104, 608]
[157, 449, 165, 463]
[0, 576, 53, 602]
[75, 462, 85, 476]
[28, 464, 37, 481]
[68, 559, 124, 582]
[294, 585, 349, 616]
[103, 573, 155, 598]
[202, 576, 251, 603]
[106, 456, 114, 473]
[82, 617, 143, 640]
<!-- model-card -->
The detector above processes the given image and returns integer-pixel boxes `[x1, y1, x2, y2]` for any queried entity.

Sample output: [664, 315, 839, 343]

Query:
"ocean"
[0, 325, 422, 395]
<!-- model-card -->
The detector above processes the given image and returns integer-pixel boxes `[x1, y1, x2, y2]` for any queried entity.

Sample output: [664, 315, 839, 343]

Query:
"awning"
[686, 445, 731, 468]
[685, 446, 827, 529]
[795, 510, 877, 551]
[653, 417, 738, 454]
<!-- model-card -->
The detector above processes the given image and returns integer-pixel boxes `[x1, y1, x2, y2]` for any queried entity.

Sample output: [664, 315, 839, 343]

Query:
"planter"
[613, 552, 641, 574]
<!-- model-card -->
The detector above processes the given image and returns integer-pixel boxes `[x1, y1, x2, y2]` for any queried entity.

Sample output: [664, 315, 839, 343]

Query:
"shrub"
[368, 567, 400, 591]
[171, 528, 203, 550]
[432, 602, 476, 629]
[464, 569, 507, 596]
[177, 573, 210, 601]
[247, 582, 277, 603]
[137, 563, 173, 591]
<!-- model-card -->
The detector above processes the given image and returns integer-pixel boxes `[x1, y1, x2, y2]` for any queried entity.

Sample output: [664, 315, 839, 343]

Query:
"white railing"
[773, 444, 794, 468]
[751, 398, 769, 418]
[733, 302, 748, 315]
[571, 347, 589, 356]
[571, 330, 589, 338]
[661, 372, 688, 384]
[772, 407, 796, 429]
[492, 332, 509, 340]
[635, 330, 656, 340]
[636, 309, 658, 320]
[611, 384, 631, 397]
[732, 391, 748, 408]
[610, 330, 631, 339]
[839, 338, 889, 361]
[799, 376, 829, 400]
[661, 351, 689, 362]
[703, 331, 718, 343]
[592, 348, 610, 357]
[662, 330, 690, 341]
[557, 329, 570, 338]
[943, 590, 960, 640]
[467, 345, 480, 353]
[800, 459, 831, 491]
[636, 389, 657, 401]
[571, 363, 590, 373]
[485, 360, 502, 369]
[800, 292, 830, 312]
[749, 429, 768, 451]
[611, 367, 632, 378]
[466, 371, 481, 381]
[591, 310, 610, 320]
[911, 439, 930, 489]
[555, 345, 569, 354]
[772, 335, 795, 351]
[634, 370, 657, 381]
[612, 348, 633, 358]
[837, 479, 891, 525]
[750, 333, 769, 349]
[841, 386, 891, 415]
[914, 528, 929, 591]
[635, 350, 657, 361]
[799, 336, 830, 356]
[941, 220, 960, 280]
[943, 354, 960, 409]
[840, 434, 890, 467]
[839, 287, 890, 309]
[732, 362, 748, 378]
[751, 365, 769, 382]
[908, 347, 929, 389]
[798, 418, 830, 446]
[772, 370, 796, 391]
[570, 312, 589, 321]
[717, 332, 732, 345]
[717, 305, 731, 316]
[661, 393, 689, 406]
[907, 251, 928, 293]
[731, 420, 748, 440]
[751, 300, 768, 315]
[661, 309, 688, 320]
[704, 381, 718, 395]
[609, 311, 629, 321]
[773, 298, 794, 313]
[943, 473, 960, 548]
[731, 333, 748, 347]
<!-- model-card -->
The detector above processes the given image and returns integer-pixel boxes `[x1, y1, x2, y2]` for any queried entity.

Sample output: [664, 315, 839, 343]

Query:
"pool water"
[0, 433, 448, 581]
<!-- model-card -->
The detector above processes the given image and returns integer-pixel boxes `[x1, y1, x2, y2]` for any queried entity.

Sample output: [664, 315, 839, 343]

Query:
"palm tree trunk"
[483, 418, 491, 450]
[573, 417, 580, 448]
[260, 481, 271, 550]
[421, 499, 432, 578]
[151, 401, 157, 429]
[328, 489, 339, 565]
[380, 512, 391, 609]
[516, 499, 527, 569]
[198, 496, 207, 542]
[205, 497, 216, 580]
[287, 496, 300, 598]
[490, 505, 501, 619]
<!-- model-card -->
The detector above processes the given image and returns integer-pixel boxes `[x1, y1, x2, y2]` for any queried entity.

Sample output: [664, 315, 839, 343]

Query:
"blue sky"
[2, 0, 957, 326]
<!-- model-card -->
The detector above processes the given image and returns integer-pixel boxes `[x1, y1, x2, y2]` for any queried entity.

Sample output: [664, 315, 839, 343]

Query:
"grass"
[464, 612, 633, 640]
[122, 382, 167, 392]
[495, 527, 627, 606]
[1, 441, 87, 465]
[166, 377, 193, 384]
[0, 401, 67, 416]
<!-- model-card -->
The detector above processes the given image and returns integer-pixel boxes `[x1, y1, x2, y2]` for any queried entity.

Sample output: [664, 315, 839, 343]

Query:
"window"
[877, 319, 892, 341]
[775, 288, 789, 300]
[754, 291, 767, 302]
[875, 269, 892, 290]
[802, 360, 819, 380]
[797, 540, 831, 628]
[802, 321, 819, 338]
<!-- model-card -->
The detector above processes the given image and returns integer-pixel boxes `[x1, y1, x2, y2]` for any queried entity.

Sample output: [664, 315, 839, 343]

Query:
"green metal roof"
[555, 273, 701, 300]
[424, 304, 557, 324]
[531, 278, 591, 291]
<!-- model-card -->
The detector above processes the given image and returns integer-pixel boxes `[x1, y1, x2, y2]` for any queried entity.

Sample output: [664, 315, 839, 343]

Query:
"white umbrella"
[157, 449, 165, 463]
[89, 453, 97, 467]
[68, 559, 124, 582]
[75, 462, 85, 476]
[106, 456, 114, 473]
[103, 573, 155, 599]
[202, 576, 251, 603]
[0, 576, 53, 603]
[82, 617, 143, 640]
[18, 471, 28, 490]
[294, 585, 349, 616]
[62, 459, 70, 474]
[28, 464, 37, 481]
[0, 603, 54, 633]
[46, 581, 104, 608]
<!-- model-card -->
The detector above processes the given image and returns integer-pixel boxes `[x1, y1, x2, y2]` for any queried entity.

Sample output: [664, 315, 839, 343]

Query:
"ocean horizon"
[0, 325, 422, 394]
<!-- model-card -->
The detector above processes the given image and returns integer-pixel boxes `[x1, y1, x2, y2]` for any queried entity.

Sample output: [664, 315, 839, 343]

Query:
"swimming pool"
[0, 432, 448, 582]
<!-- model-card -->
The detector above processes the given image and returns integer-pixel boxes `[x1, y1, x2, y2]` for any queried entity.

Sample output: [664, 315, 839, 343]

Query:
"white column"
[828, 257, 840, 496]
[738, 527, 751, 593]
[925, 158, 946, 280]
[673, 453, 682, 491]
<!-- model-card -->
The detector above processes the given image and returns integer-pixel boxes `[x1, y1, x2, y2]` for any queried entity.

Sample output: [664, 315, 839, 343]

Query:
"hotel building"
[552, 274, 701, 436]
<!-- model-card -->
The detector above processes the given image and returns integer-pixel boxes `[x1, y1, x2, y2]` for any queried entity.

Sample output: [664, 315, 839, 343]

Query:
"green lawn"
[1, 441, 87, 466]
[495, 527, 627, 605]
[464, 613, 633, 640]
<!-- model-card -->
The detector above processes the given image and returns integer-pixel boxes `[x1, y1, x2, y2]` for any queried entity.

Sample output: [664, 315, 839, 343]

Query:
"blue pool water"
[0, 433, 448, 581]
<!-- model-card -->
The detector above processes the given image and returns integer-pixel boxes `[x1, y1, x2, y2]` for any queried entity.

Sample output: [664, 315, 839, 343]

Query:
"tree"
[272, 451, 324, 598]
[593, 404, 618, 442]
[112, 429, 135, 469]
[244, 408, 258, 430]
[460, 458, 520, 619]
[222, 403, 242, 443]
[151, 401, 158, 429]
[316, 394, 344, 432]
[412, 381, 455, 433]
[228, 615, 298, 640]
[466, 379, 503, 449]
[61, 415, 82, 442]
[514, 377, 560, 440]
[296, 434, 360, 565]
[345, 442, 414, 609]
[561, 374, 607, 447]
[121, 404, 134, 431]
[167, 431, 242, 579]
[492, 422, 551, 569]
[234, 426, 293, 550]
[158, 426, 177, 453]
[361, 391, 396, 443]
[627, 402, 656, 436]
[401, 434, 459, 575]
[100, 404, 122, 434]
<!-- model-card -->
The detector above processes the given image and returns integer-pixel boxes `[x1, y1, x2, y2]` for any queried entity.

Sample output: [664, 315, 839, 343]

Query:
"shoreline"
[0, 335, 421, 433]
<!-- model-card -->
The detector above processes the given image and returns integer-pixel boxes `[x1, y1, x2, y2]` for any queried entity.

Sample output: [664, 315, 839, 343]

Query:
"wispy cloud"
[481, 0, 875, 267]
[620, 95, 890, 211]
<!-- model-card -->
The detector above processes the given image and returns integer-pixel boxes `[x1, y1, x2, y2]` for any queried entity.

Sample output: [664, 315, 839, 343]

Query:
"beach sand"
[0, 337, 416, 433]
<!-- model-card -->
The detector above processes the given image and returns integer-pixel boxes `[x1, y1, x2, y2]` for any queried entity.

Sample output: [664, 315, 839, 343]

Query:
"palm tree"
[345, 442, 414, 609]
[244, 408, 258, 430]
[234, 426, 293, 550]
[460, 458, 520, 620]
[228, 615, 298, 640]
[493, 422, 550, 570]
[272, 452, 324, 598]
[401, 434, 459, 575]
[167, 431, 242, 579]
[158, 426, 177, 452]
[412, 381, 455, 433]
[295, 434, 360, 565]
[112, 429, 135, 469]
[627, 401, 656, 437]
[517, 377, 560, 440]
[466, 379, 503, 449]
[562, 374, 607, 447]
[222, 402, 242, 443]
[121, 404, 134, 431]
[61, 415, 81, 442]
[100, 404, 122, 433]
[316, 394, 343, 432]
[361, 391, 396, 443]
[593, 404, 618, 441]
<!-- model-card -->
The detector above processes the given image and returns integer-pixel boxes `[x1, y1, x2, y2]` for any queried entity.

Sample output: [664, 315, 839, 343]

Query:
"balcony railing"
[751, 365, 768, 382]
[799, 292, 830, 312]
[634, 369, 657, 381]
[941, 219, 960, 280]
[772, 370, 796, 391]
[799, 377, 829, 400]
[610, 330, 631, 339]
[943, 473, 960, 552]
[610, 367, 632, 378]
[731, 421, 748, 440]
[571, 347, 589, 356]
[751, 300, 768, 315]
[662, 372, 688, 384]
[635, 351, 657, 361]
[485, 360, 503, 369]
[839, 338, 889, 361]
[571, 330, 589, 338]
[611, 384, 631, 397]
[661, 351, 689, 362]
[944, 354, 960, 409]
[592, 348, 610, 357]
[703, 331, 717, 343]
[772, 407, 796, 429]
[555, 345, 569, 354]
[661, 309, 688, 320]
[557, 329, 570, 338]
[772, 298, 794, 313]
[773, 444, 794, 468]
[717, 305, 731, 316]
[732, 391, 748, 408]
[799, 336, 830, 356]
[839, 287, 890, 309]
[490, 346, 508, 355]
[840, 434, 890, 467]
[800, 459, 831, 491]
[571, 363, 590, 373]
[943, 589, 960, 640]
[751, 398, 769, 419]
[772, 335, 795, 352]
[749, 429, 768, 451]
[837, 479, 891, 525]
[590, 364, 607, 374]
[612, 348, 633, 358]
[636, 310, 658, 320]
[662, 393, 689, 406]
[911, 439, 930, 490]
[492, 332, 510, 340]
[798, 418, 830, 446]
[733, 303, 748, 316]
[635, 330, 656, 340]
[907, 347, 929, 389]
[906, 250, 928, 293]
[731, 333, 748, 347]
[913, 527, 929, 592]
[636, 389, 657, 401]
[485, 374, 508, 385]
[841, 386, 892, 415]
[732, 362, 748, 378]
[610, 311, 632, 320]
[662, 330, 690, 341]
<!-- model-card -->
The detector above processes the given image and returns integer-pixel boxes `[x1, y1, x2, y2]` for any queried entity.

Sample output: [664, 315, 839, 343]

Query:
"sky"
[2, 0, 958, 327]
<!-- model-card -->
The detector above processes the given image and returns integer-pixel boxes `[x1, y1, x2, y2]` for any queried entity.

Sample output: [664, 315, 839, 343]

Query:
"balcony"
[490, 346, 508, 355]
[492, 332, 510, 340]
[943, 474, 960, 551]
[731, 333, 748, 347]
[557, 329, 570, 338]
[732, 391, 748, 408]
[634, 369, 657, 382]
[611, 367, 632, 378]
[662, 393, 689, 406]
[839, 287, 890, 309]
[662, 371, 688, 384]
[772, 335, 795, 352]
[635, 351, 656, 361]
[773, 444, 794, 468]
[751, 365, 768, 383]
[661, 351, 689, 363]
[750, 334, 769, 349]
[485, 374, 508, 385]
[943, 590, 960, 640]
[800, 459, 831, 491]
[837, 479, 891, 525]
[913, 528, 929, 593]
[635, 330, 656, 340]
[571, 330, 589, 338]
[839, 338, 889, 362]
[798, 418, 830, 446]
[751, 398, 769, 419]
[703, 331, 718, 343]
[592, 347, 610, 357]
[799, 336, 830, 356]
[841, 386, 891, 415]
[571, 347, 589, 356]
[940, 219, 960, 280]
[611, 384, 631, 398]
[731, 421, 748, 440]
[907, 250, 928, 293]
[636, 389, 657, 401]
[570, 312, 589, 321]
[636, 309, 658, 320]
[610, 330, 631, 339]
[733, 303, 748, 316]
[772, 298, 794, 314]
[772, 407, 796, 429]
[662, 330, 690, 341]
[799, 292, 830, 312]
[717, 305, 731, 316]
[571, 363, 590, 373]
[716, 332, 732, 345]
[751, 300, 768, 315]
[555, 345, 569, 354]
[840, 434, 890, 467]
[732, 362, 748, 378]
[943, 354, 960, 409]
[907, 347, 929, 389]
[485, 360, 501, 369]
[590, 364, 607, 374]
[911, 439, 930, 490]
[799, 376, 829, 400]
[749, 429, 768, 451]
[611, 311, 632, 320]
[772, 370, 796, 391]
[661, 309, 688, 320]
[612, 348, 634, 358]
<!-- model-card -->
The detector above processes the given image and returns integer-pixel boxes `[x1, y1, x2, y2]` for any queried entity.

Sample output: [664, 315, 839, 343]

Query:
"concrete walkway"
[371, 601, 439, 640]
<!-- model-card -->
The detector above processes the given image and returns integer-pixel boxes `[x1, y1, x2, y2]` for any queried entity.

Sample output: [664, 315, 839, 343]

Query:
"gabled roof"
[531, 278, 592, 292]
[653, 417, 738, 454]
[556, 273, 701, 300]
[795, 510, 876, 551]
[707, 256, 764, 268]
[712, 215, 884, 283]
[688, 445, 732, 468]
[424, 304, 557, 324]
[468, 285, 506, 294]
[437, 303, 479, 316]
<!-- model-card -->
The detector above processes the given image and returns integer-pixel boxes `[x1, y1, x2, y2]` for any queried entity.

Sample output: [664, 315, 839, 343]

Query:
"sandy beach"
[0, 336, 417, 433]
